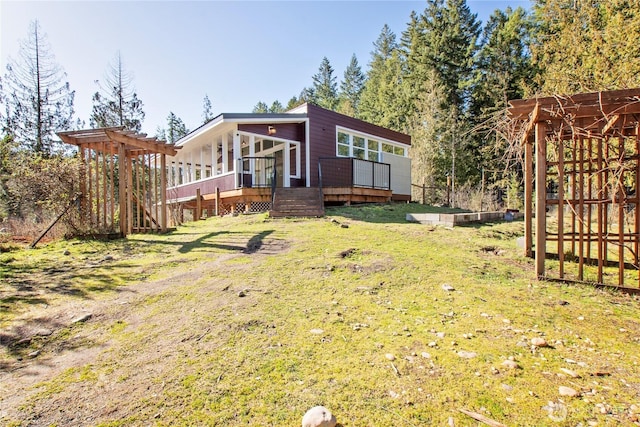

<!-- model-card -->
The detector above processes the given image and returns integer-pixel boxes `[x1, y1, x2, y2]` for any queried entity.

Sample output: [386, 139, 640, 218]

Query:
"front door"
[274, 149, 284, 187]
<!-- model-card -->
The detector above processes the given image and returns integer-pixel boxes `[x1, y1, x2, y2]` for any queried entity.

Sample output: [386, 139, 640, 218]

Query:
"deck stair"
[270, 187, 325, 217]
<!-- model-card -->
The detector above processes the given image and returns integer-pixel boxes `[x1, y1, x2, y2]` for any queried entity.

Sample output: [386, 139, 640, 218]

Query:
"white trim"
[305, 118, 310, 187]
[176, 116, 306, 147]
[336, 126, 408, 159]
[289, 142, 301, 179]
[236, 130, 302, 185]
[284, 141, 290, 188]
[233, 132, 241, 188]
[167, 170, 236, 190]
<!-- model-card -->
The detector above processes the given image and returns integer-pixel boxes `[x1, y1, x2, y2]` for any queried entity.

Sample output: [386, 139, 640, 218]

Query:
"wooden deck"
[170, 186, 396, 221]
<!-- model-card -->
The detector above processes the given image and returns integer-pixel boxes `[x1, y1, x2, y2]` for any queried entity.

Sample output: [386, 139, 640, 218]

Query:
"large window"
[337, 128, 407, 160]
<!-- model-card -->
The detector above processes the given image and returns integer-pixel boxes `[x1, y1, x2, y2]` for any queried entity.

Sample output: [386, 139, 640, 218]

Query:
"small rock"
[340, 224, 349, 228]
[442, 284, 455, 292]
[436, 332, 446, 338]
[310, 329, 324, 335]
[421, 352, 431, 359]
[577, 316, 585, 321]
[558, 386, 579, 397]
[501, 383, 513, 392]
[385, 353, 396, 361]
[302, 406, 337, 427]
[63, 249, 71, 256]
[428, 341, 437, 347]
[531, 337, 549, 347]
[28, 350, 40, 358]
[503, 319, 511, 324]
[237, 290, 246, 297]
[72, 313, 92, 324]
[501, 360, 520, 369]
[457, 350, 477, 359]
[560, 368, 580, 378]
[389, 390, 400, 399]
[102, 255, 114, 262]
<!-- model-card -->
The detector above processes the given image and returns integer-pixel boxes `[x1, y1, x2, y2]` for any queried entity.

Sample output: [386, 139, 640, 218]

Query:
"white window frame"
[335, 126, 407, 161]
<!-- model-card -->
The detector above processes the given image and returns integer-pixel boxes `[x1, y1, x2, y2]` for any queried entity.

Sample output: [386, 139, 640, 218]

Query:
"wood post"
[118, 143, 127, 236]
[127, 155, 134, 235]
[161, 154, 167, 231]
[535, 122, 547, 278]
[215, 187, 220, 216]
[196, 188, 201, 221]
[524, 140, 533, 258]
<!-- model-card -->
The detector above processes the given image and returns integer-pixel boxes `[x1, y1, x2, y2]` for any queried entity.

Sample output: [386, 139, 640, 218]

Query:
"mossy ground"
[1, 203, 639, 426]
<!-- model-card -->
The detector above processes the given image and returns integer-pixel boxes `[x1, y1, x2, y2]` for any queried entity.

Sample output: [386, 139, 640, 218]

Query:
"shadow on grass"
[134, 229, 275, 255]
[0, 258, 143, 330]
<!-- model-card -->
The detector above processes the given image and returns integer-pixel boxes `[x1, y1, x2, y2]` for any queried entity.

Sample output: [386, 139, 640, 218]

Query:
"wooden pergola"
[508, 88, 640, 289]
[58, 127, 180, 236]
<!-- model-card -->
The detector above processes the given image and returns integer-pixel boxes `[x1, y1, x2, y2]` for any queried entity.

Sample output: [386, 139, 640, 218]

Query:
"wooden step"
[270, 187, 325, 218]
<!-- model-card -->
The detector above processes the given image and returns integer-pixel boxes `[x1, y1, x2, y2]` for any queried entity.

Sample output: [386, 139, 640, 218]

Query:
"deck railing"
[318, 157, 390, 190]
[237, 156, 276, 189]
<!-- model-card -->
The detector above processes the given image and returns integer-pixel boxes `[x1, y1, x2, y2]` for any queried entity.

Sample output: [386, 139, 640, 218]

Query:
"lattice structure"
[508, 88, 640, 289]
[58, 127, 180, 236]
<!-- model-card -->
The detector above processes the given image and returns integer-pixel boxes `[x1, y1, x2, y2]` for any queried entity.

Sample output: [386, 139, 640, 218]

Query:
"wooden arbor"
[58, 127, 180, 236]
[508, 88, 640, 289]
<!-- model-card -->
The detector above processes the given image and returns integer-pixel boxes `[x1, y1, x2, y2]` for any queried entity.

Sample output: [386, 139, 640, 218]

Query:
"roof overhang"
[176, 113, 308, 147]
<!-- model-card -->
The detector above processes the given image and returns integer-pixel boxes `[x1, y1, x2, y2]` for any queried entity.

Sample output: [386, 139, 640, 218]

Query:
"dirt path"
[1, 235, 289, 425]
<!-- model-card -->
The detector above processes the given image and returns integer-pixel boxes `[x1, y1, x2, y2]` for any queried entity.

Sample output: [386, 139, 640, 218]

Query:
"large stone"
[531, 337, 549, 347]
[302, 406, 337, 427]
[558, 386, 579, 397]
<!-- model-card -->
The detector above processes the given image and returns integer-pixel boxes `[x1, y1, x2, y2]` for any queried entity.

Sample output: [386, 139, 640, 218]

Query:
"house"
[167, 103, 411, 217]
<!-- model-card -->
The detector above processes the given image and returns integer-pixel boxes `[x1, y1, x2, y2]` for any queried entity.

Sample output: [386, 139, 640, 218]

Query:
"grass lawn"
[1, 203, 639, 426]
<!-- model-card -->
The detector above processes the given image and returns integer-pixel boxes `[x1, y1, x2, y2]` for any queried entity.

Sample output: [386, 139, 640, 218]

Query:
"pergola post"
[524, 140, 533, 258]
[535, 121, 547, 278]
[161, 154, 167, 231]
[118, 142, 127, 236]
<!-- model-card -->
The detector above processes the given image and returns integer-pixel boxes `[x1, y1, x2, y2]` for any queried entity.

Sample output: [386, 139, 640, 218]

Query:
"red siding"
[305, 104, 411, 187]
[238, 123, 305, 142]
[169, 174, 235, 200]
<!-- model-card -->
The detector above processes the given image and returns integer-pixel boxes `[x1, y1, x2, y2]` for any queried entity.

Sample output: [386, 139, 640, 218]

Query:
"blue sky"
[1, 1, 530, 136]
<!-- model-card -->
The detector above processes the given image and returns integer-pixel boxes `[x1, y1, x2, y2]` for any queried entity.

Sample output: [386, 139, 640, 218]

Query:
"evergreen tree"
[252, 101, 269, 113]
[286, 95, 303, 110]
[311, 57, 338, 110]
[157, 112, 188, 143]
[419, 0, 480, 109]
[469, 7, 535, 187]
[2, 20, 75, 155]
[400, 0, 481, 187]
[337, 54, 365, 116]
[298, 87, 316, 104]
[269, 100, 284, 113]
[202, 94, 213, 123]
[358, 25, 409, 132]
[471, 7, 533, 117]
[532, 0, 640, 94]
[90, 52, 145, 132]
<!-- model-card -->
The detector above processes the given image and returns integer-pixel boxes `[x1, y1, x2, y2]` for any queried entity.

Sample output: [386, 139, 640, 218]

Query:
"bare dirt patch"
[0, 234, 289, 425]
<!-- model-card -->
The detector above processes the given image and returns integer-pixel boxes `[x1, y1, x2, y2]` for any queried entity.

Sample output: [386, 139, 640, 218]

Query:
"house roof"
[177, 110, 308, 146]
[176, 102, 412, 147]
